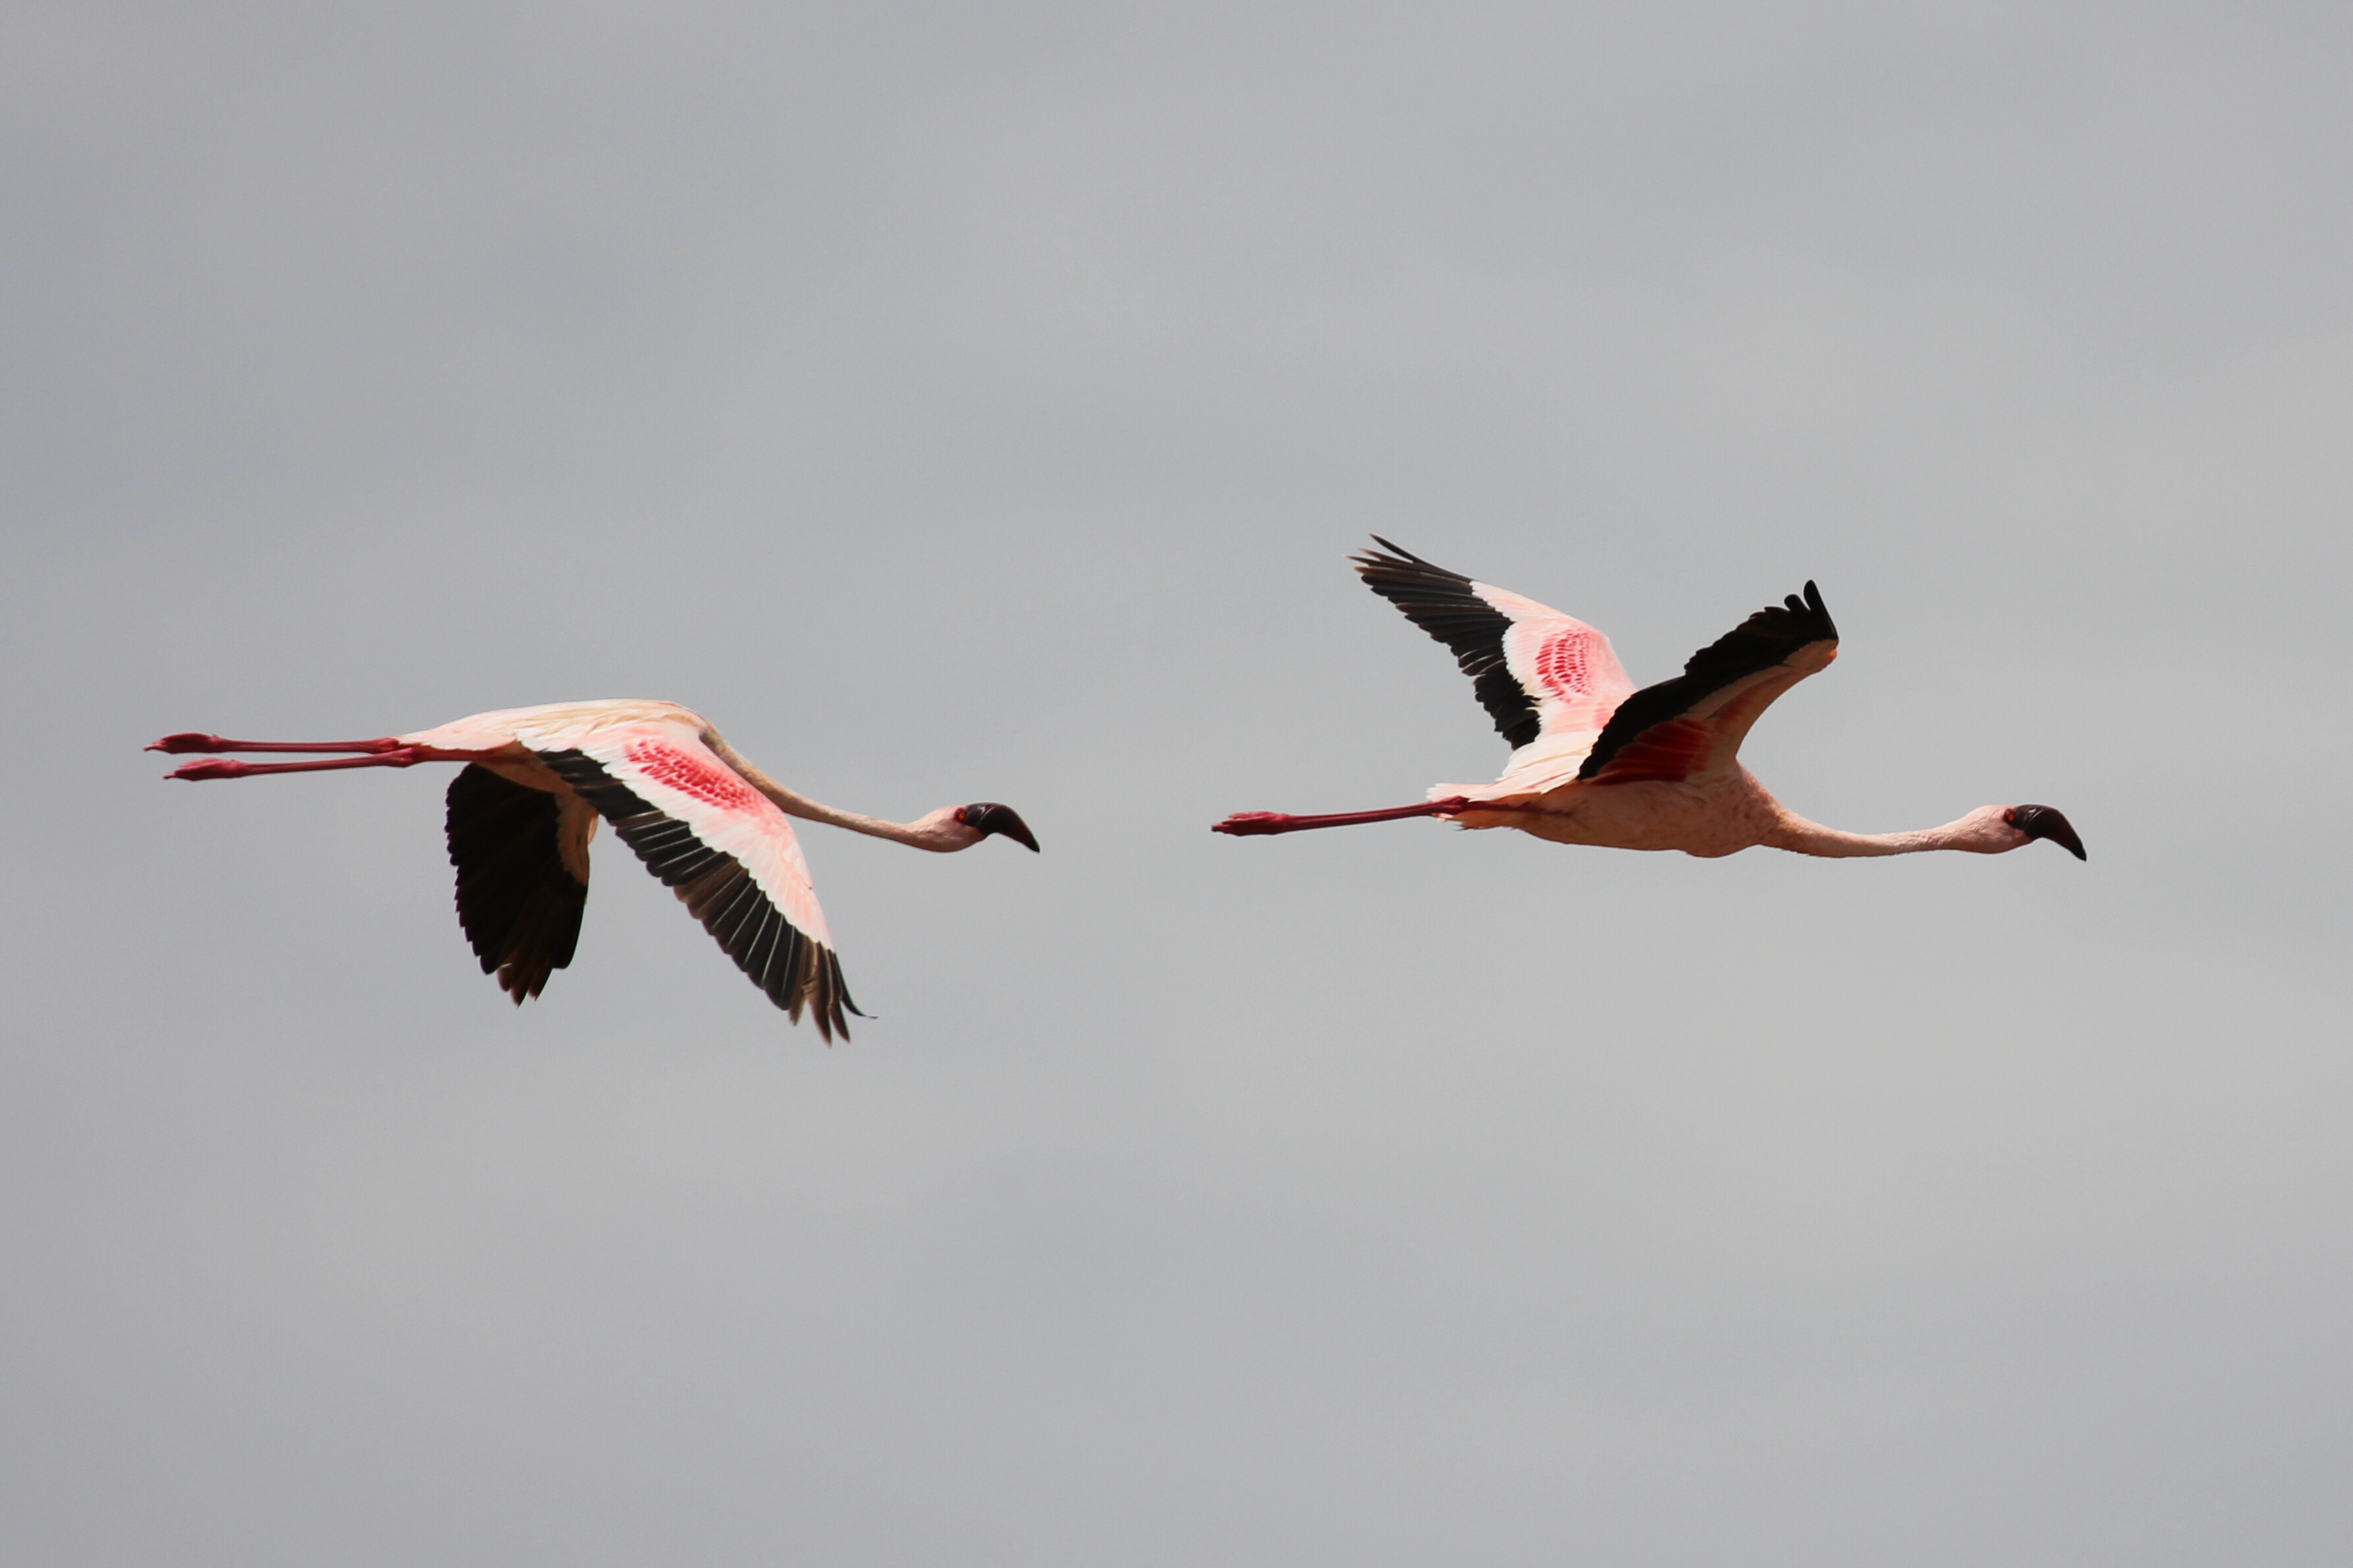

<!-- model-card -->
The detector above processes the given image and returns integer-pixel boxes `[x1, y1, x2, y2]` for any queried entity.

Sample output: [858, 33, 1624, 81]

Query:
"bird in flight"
[1214, 539, 2085, 864]
[152, 700, 1039, 1039]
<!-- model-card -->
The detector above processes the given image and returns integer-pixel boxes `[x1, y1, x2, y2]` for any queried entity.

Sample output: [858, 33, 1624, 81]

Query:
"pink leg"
[148, 733, 405, 755]
[167, 748, 430, 781]
[1212, 797, 1474, 836]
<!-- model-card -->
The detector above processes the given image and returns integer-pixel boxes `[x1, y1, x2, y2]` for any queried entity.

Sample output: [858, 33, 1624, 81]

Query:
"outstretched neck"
[704, 733, 964, 851]
[1765, 810, 1979, 859]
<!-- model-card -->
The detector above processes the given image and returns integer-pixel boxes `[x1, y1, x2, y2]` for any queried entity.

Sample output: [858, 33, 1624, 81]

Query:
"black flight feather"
[1353, 537, 1544, 750]
[1578, 581, 1838, 780]
[445, 764, 588, 1004]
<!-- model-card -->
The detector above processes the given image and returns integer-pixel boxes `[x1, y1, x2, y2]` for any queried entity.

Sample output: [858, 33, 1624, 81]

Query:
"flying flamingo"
[1213, 540, 2085, 864]
[151, 700, 1039, 1040]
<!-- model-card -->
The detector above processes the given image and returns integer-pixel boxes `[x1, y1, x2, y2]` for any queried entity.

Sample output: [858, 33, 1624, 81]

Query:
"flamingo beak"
[2005, 804, 2087, 860]
[959, 802, 1040, 852]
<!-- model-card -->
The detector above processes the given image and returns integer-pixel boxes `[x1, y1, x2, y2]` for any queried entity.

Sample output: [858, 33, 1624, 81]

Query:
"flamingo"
[151, 700, 1039, 1040]
[1213, 540, 2085, 864]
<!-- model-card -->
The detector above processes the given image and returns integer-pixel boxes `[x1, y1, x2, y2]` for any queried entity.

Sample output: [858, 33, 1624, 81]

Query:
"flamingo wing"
[445, 764, 594, 1003]
[1579, 582, 1840, 786]
[525, 719, 861, 1040]
[1353, 538, 1637, 756]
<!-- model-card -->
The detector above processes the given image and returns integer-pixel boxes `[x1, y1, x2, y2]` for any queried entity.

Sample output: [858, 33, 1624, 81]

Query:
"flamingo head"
[951, 802, 1041, 852]
[1937, 804, 2087, 858]
[2000, 802, 2087, 860]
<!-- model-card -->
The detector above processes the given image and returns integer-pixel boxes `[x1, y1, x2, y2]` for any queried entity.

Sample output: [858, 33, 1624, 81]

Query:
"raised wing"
[1579, 581, 1840, 786]
[445, 764, 595, 1003]
[1353, 538, 1636, 759]
[528, 719, 861, 1040]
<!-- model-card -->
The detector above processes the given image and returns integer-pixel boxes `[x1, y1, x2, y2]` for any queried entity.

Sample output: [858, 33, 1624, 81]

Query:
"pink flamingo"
[1214, 540, 2085, 864]
[152, 701, 1039, 1039]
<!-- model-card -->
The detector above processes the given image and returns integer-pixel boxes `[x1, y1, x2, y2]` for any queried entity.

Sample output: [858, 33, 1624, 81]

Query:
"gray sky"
[5, 3, 2349, 1564]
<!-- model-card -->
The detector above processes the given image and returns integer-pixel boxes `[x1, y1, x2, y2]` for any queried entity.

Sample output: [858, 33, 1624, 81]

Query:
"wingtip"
[1799, 579, 1836, 639]
[1355, 534, 1432, 571]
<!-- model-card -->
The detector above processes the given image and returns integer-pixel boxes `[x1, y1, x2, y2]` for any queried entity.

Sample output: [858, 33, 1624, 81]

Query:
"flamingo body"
[1214, 540, 2085, 864]
[152, 700, 1038, 1038]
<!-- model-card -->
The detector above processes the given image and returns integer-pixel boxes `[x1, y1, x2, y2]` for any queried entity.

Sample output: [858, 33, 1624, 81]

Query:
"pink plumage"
[152, 700, 1039, 1039]
[1214, 539, 2086, 864]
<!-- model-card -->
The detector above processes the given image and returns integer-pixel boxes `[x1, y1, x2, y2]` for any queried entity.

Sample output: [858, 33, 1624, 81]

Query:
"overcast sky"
[5, 3, 2350, 1564]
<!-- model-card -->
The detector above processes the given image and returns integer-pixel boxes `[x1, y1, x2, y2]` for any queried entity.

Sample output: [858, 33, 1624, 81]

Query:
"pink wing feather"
[1351, 539, 1639, 798]
[1477, 582, 1637, 748]
[528, 717, 858, 1038]
[581, 723, 833, 945]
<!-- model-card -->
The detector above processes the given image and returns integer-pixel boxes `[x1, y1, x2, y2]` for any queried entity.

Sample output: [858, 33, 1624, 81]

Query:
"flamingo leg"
[166, 748, 431, 781]
[1212, 797, 1474, 836]
[148, 733, 405, 755]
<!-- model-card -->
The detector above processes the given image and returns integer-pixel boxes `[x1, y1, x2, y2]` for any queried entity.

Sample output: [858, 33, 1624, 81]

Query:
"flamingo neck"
[1765, 811, 1972, 858]
[704, 735, 962, 851]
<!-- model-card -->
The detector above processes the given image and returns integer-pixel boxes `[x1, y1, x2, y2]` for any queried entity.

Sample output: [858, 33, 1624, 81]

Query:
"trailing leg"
[1212, 797, 1473, 836]
[167, 748, 430, 781]
[149, 733, 406, 756]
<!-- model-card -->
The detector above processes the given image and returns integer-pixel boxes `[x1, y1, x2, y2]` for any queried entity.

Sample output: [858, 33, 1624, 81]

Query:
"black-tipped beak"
[959, 802, 1040, 852]
[2006, 804, 2087, 861]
